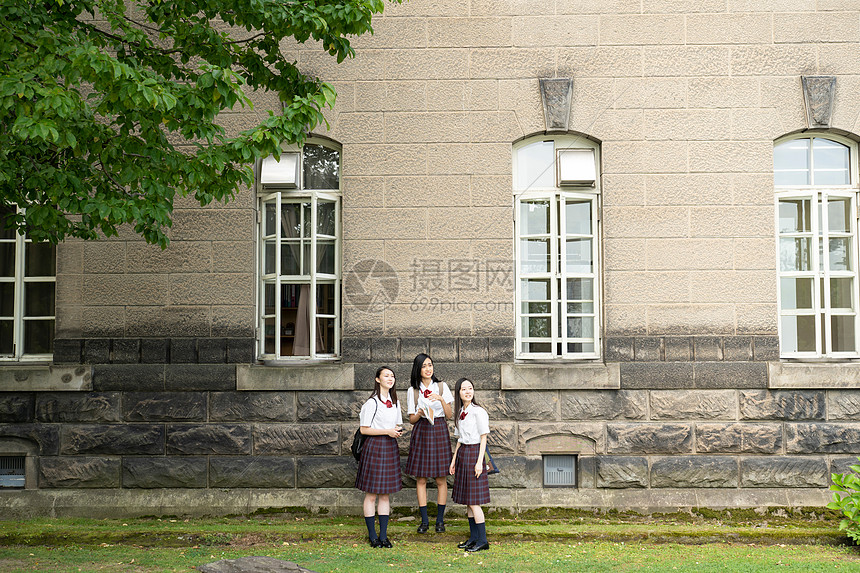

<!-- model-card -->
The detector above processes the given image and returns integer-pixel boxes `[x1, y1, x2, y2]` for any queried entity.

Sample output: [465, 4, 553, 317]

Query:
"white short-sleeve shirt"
[455, 404, 490, 445]
[406, 381, 454, 418]
[359, 395, 403, 430]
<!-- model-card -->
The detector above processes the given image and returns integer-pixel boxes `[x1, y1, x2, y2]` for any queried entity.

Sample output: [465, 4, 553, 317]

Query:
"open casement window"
[0, 207, 55, 361]
[258, 141, 341, 360]
[775, 135, 860, 358]
[514, 135, 601, 360]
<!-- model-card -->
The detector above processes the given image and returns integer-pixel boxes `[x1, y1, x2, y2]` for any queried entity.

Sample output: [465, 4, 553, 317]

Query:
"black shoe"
[379, 538, 393, 548]
[466, 542, 489, 552]
[457, 539, 476, 549]
[417, 522, 429, 533]
[369, 538, 382, 548]
[435, 522, 446, 533]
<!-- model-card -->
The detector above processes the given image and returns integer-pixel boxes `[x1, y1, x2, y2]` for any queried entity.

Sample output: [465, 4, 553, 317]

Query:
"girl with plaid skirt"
[405, 353, 454, 533]
[449, 377, 490, 552]
[355, 366, 403, 548]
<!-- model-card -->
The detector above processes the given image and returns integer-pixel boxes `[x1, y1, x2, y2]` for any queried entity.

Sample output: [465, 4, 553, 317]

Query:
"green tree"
[0, 0, 397, 247]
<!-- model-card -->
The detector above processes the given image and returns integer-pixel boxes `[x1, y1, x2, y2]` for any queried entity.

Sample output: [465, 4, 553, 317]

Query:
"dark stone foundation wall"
[0, 334, 857, 514]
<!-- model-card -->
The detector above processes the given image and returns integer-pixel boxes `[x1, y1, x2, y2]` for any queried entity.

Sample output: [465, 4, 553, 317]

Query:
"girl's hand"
[428, 392, 442, 403]
[449, 462, 456, 475]
[474, 462, 483, 478]
[416, 408, 424, 418]
[389, 426, 402, 438]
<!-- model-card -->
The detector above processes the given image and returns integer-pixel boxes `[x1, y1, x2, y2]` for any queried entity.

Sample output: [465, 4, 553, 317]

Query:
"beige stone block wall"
[602, 174, 646, 206]
[60, 188, 255, 337]
[383, 112, 471, 143]
[513, 16, 599, 47]
[429, 18, 512, 48]
[600, 15, 685, 45]
[59, 2, 860, 343]
[774, 12, 860, 43]
[55, 242, 83, 337]
[614, 78, 687, 109]
[557, 46, 644, 77]
[687, 77, 760, 109]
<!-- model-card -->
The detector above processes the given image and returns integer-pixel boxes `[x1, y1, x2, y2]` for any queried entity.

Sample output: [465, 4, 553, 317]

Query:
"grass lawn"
[0, 510, 858, 572]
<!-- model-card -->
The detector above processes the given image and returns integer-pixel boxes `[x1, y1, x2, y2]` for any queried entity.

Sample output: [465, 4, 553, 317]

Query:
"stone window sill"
[0, 365, 92, 392]
[768, 361, 860, 388]
[237, 364, 354, 391]
[501, 363, 620, 390]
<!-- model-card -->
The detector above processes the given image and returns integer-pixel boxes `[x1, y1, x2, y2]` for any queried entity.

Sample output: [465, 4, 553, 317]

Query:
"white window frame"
[775, 133, 860, 359]
[0, 207, 55, 362]
[256, 139, 341, 362]
[513, 135, 601, 360]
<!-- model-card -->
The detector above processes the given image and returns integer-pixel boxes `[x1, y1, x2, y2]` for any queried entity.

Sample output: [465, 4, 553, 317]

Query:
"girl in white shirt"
[355, 366, 403, 548]
[404, 353, 454, 533]
[449, 377, 490, 552]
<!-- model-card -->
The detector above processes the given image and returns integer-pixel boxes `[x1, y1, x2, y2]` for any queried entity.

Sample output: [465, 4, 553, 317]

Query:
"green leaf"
[0, 0, 401, 245]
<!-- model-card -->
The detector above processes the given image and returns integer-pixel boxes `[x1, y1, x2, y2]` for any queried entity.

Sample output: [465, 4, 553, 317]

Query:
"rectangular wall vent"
[543, 455, 576, 487]
[0, 456, 25, 488]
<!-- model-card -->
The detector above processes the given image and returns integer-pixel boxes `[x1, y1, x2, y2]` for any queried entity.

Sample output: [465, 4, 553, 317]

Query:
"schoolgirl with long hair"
[404, 353, 454, 533]
[355, 366, 403, 548]
[449, 377, 490, 552]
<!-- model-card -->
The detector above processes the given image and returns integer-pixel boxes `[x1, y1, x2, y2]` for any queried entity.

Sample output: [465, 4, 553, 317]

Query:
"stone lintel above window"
[237, 364, 354, 391]
[501, 363, 620, 390]
[768, 362, 860, 389]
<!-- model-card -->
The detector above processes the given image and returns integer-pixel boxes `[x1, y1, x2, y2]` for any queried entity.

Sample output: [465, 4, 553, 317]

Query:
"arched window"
[774, 134, 859, 357]
[257, 139, 341, 360]
[514, 134, 601, 359]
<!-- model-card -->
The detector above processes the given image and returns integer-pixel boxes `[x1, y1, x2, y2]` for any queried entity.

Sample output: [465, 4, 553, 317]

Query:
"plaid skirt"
[355, 435, 403, 494]
[452, 443, 490, 506]
[405, 417, 452, 478]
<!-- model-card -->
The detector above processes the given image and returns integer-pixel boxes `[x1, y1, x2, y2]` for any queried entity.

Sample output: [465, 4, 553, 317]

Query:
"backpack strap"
[366, 397, 379, 428]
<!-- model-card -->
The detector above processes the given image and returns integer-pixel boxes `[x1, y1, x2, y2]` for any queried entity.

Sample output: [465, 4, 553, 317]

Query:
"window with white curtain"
[774, 135, 859, 358]
[514, 135, 601, 359]
[258, 140, 340, 360]
[0, 206, 55, 360]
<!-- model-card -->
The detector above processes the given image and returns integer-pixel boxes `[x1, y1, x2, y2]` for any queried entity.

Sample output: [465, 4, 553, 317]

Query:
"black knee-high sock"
[379, 514, 390, 539]
[467, 516, 477, 543]
[475, 521, 487, 545]
[436, 504, 446, 524]
[365, 516, 378, 541]
[419, 505, 428, 525]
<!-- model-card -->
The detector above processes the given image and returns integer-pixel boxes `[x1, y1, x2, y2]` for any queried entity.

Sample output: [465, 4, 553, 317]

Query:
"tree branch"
[86, 19, 269, 57]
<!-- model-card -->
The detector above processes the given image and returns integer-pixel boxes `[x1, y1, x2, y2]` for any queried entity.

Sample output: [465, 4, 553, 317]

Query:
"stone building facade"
[3, 2, 860, 517]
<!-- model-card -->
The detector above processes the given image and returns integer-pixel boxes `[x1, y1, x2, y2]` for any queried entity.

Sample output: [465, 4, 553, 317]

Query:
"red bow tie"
[423, 389, 431, 398]
[385, 400, 393, 408]
[459, 411, 467, 420]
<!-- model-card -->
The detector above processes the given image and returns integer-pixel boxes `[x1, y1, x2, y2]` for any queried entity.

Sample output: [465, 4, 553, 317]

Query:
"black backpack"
[351, 400, 378, 461]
